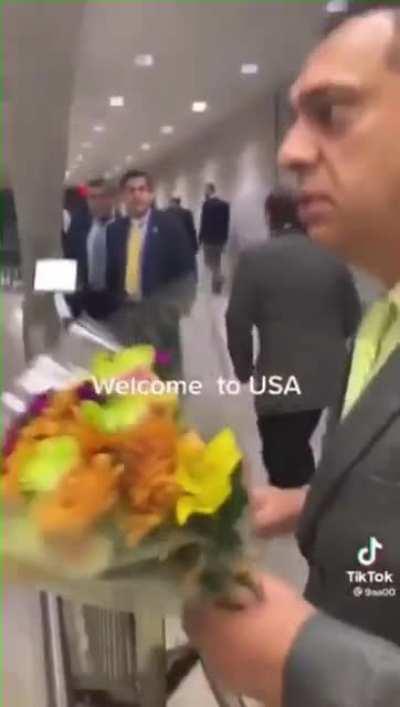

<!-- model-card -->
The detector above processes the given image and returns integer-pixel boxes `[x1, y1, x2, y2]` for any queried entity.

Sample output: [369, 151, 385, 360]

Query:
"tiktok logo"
[357, 537, 383, 567]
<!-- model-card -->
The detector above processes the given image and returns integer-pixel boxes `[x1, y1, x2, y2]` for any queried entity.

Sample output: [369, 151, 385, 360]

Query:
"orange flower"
[119, 416, 181, 545]
[34, 454, 123, 539]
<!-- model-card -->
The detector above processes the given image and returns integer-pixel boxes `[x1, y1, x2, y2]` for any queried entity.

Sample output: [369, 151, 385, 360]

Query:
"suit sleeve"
[223, 202, 230, 241]
[61, 223, 83, 318]
[187, 211, 198, 253]
[226, 252, 255, 383]
[162, 214, 197, 316]
[168, 214, 197, 280]
[199, 204, 206, 244]
[341, 267, 362, 338]
[284, 613, 400, 707]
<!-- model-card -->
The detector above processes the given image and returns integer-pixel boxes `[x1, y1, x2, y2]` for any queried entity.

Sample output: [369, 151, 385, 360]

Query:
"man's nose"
[278, 121, 318, 175]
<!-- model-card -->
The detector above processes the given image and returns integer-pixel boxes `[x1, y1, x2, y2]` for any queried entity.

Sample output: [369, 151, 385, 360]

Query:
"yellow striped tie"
[125, 222, 142, 296]
[342, 297, 399, 418]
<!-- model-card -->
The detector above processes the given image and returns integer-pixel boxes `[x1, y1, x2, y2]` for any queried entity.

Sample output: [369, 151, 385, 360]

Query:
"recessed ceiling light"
[104, 171, 112, 179]
[125, 155, 134, 163]
[93, 124, 105, 133]
[109, 96, 125, 107]
[82, 141, 93, 149]
[76, 154, 83, 162]
[192, 101, 207, 113]
[141, 143, 151, 151]
[134, 53, 154, 67]
[114, 165, 121, 172]
[160, 125, 174, 135]
[65, 171, 70, 179]
[241, 63, 259, 75]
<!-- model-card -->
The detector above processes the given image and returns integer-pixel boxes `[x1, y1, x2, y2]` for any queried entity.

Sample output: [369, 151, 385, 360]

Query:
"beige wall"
[152, 93, 383, 306]
[153, 93, 277, 254]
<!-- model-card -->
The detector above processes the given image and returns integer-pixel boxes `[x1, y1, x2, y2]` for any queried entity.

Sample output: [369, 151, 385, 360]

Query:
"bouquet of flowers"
[2, 344, 253, 600]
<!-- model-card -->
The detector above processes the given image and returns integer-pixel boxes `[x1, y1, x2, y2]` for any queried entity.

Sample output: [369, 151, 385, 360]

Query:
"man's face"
[123, 177, 154, 218]
[279, 14, 400, 276]
[87, 186, 114, 220]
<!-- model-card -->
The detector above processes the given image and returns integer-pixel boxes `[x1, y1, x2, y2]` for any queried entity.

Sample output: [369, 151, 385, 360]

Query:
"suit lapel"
[141, 209, 159, 292]
[298, 347, 400, 555]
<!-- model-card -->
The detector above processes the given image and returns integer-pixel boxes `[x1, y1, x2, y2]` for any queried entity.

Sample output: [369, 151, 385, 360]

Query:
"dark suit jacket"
[226, 234, 361, 414]
[62, 208, 114, 319]
[298, 345, 400, 646]
[285, 610, 400, 707]
[106, 208, 196, 307]
[166, 206, 198, 254]
[199, 196, 230, 246]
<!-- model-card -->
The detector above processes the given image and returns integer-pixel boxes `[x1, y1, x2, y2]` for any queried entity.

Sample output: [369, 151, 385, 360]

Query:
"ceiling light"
[125, 155, 134, 163]
[65, 171, 70, 179]
[241, 63, 259, 75]
[160, 125, 174, 135]
[82, 141, 93, 149]
[104, 171, 112, 179]
[192, 101, 207, 113]
[93, 124, 105, 133]
[114, 165, 121, 172]
[76, 154, 83, 162]
[141, 143, 151, 151]
[326, 0, 347, 12]
[109, 96, 125, 107]
[134, 53, 154, 67]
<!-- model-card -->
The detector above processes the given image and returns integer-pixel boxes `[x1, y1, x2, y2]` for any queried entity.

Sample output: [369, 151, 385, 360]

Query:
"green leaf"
[80, 396, 150, 433]
[91, 346, 155, 380]
[19, 436, 80, 493]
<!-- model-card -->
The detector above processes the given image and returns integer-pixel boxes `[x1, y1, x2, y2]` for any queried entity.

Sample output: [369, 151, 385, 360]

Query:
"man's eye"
[313, 102, 348, 131]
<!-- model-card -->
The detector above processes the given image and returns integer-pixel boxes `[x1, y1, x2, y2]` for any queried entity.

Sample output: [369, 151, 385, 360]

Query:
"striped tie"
[125, 222, 142, 296]
[342, 296, 399, 418]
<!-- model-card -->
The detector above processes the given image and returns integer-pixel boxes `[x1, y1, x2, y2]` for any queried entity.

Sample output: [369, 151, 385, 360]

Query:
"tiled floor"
[2, 264, 323, 705]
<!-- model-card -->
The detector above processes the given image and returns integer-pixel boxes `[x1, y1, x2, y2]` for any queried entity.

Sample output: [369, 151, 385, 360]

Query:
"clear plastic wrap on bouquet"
[2, 317, 255, 612]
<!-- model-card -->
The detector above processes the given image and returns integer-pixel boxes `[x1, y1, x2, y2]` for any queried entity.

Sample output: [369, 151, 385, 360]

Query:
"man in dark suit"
[105, 169, 196, 369]
[226, 189, 361, 488]
[199, 183, 230, 293]
[166, 197, 198, 255]
[186, 7, 400, 707]
[62, 178, 116, 320]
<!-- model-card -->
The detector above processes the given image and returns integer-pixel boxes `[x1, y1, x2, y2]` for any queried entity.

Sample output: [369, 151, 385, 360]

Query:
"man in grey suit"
[226, 188, 360, 487]
[185, 6, 400, 707]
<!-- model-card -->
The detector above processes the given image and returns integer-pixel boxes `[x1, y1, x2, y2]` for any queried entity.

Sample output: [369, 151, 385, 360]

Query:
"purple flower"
[155, 350, 172, 366]
[3, 426, 20, 458]
[77, 381, 106, 403]
[27, 391, 51, 417]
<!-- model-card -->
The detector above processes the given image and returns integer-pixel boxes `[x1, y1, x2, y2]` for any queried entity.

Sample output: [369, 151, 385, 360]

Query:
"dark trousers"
[257, 409, 323, 488]
[203, 243, 224, 293]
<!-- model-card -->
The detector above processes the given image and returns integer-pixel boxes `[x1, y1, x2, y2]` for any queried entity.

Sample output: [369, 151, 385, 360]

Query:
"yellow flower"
[175, 428, 242, 526]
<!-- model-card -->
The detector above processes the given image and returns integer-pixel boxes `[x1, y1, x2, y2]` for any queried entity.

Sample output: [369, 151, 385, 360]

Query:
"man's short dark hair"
[206, 182, 216, 194]
[265, 189, 303, 233]
[325, 2, 400, 71]
[120, 169, 154, 191]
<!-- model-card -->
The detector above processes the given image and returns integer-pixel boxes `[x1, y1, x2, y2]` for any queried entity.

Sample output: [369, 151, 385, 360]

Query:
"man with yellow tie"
[185, 6, 400, 707]
[105, 169, 196, 368]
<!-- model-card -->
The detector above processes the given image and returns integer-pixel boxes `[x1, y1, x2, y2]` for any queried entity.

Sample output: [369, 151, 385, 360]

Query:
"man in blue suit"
[105, 169, 196, 369]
